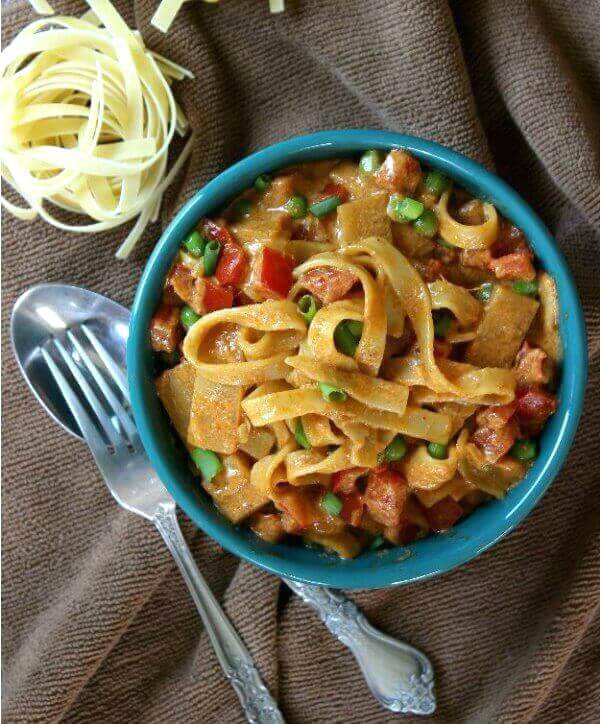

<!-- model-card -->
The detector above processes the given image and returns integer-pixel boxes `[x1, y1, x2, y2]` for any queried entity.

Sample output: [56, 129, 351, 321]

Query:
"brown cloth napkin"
[2, 1, 599, 722]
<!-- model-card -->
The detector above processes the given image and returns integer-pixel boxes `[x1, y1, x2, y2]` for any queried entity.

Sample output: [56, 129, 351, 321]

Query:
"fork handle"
[153, 505, 284, 724]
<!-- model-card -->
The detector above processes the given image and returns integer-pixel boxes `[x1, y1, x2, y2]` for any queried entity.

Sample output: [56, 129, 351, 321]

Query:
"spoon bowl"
[10, 283, 130, 440]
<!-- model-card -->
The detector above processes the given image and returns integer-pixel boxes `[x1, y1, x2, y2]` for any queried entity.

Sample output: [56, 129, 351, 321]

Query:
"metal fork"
[41, 323, 284, 724]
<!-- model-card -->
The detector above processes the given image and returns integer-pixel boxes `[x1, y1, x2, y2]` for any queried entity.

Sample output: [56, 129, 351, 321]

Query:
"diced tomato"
[150, 304, 182, 353]
[167, 263, 204, 312]
[421, 258, 443, 282]
[168, 262, 193, 296]
[216, 240, 248, 285]
[321, 182, 349, 203]
[202, 218, 236, 245]
[473, 402, 519, 462]
[516, 385, 557, 427]
[472, 417, 519, 462]
[339, 490, 364, 527]
[299, 266, 358, 304]
[475, 402, 517, 430]
[424, 496, 463, 532]
[489, 250, 536, 281]
[203, 280, 235, 312]
[364, 466, 409, 528]
[514, 341, 552, 386]
[259, 247, 295, 298]
[276, 487, 314, 531]
[331, 467, 368, 494]
[374, 149, 423, 194]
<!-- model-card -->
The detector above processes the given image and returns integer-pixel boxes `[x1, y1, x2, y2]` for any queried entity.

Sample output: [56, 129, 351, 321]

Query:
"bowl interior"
[127, 130, 587, 588]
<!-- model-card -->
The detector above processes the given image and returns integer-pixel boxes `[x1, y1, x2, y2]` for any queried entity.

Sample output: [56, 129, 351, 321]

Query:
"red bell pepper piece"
[216, 240, 248, 285]
[203, 280, 235, 312]
[424, 497, 463, 532]
[259, 247, 295, 298]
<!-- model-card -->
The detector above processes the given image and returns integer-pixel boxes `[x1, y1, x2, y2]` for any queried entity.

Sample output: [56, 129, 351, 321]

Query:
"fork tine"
[67, 329, 138, 443]
[51, 337, 123, 450]
[80, 324, 129, 401]
[41, 345, 107, 453]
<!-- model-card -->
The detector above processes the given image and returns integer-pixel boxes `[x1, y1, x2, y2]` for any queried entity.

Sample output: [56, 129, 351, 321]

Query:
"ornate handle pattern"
[153, 505, 284, 724]
[284, 579, 436, 715]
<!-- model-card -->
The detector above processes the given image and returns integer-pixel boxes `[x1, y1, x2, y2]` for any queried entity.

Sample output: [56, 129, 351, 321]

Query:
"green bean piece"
[425, 170, 451, 196]
[475, 282, 494, 302]
[433, 312, 453, 339]
[512, 279, 539, 297]
[427, 442, 448, 460]
[437, 237, 455, 249]
[298, 294, 318, 323]
[413, 209, 439, 237]
[284, 195, 308, 219]
[295, 419, 311, 450]
[359, 149, 384, 175]
[387, 193, 404, 222]
[180, 305, 200, 330]
[384, 435, 408, 462]
[203, 240, 221, 276]
[318, 381, 347, 403]
[397, 197, 425, 221]
[254, 174, 272, 192]
[191, 448, 222, 482]
[334, 321, 360, 357]
[510, 439, 538, 461]
[345, 320, 363, 338]
[321, 491, 343, 516]
[387, 194, 424, 222]
[183, 230, 206, 257]
[309, 195, 343, 218]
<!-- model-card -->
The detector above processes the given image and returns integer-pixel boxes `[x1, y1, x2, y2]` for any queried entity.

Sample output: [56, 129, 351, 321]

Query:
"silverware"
[285, 580, 435, 715]
[12, 283, 437, 717]
[11, 284, 283, 724]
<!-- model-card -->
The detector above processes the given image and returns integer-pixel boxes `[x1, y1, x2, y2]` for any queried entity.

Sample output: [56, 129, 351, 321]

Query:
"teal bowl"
[128, 130, 587, 589]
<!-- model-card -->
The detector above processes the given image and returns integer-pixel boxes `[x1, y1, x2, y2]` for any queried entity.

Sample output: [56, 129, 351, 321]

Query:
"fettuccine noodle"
[3, 0, 193, 258]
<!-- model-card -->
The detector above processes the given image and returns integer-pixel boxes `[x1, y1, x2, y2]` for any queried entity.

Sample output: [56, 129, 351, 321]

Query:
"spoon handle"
[154, 506, 284, 724]
[283, 579, 436, 716]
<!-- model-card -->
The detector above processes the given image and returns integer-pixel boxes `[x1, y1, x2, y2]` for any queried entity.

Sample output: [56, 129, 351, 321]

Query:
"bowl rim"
[128, 129, 587, 589]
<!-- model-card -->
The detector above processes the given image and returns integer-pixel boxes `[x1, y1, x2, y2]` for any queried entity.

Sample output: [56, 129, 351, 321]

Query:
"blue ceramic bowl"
[128, 130, 587, 589]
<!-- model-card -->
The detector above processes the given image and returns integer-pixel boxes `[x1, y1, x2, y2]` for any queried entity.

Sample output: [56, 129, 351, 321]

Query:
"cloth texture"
[2, 0, 599, 722]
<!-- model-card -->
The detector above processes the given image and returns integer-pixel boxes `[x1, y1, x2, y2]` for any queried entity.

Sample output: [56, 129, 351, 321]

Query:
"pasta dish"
[150, 149, 560, 558]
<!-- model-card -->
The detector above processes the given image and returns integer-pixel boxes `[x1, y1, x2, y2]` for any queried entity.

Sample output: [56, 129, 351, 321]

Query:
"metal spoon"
[11, 283, 436, 716]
